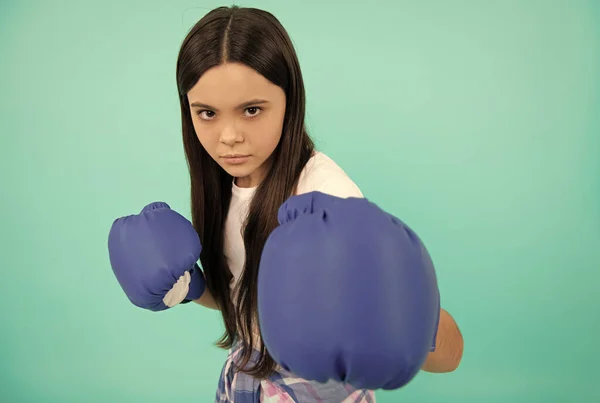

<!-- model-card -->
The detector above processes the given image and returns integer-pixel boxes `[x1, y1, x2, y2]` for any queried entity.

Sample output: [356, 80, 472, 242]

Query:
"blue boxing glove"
[108, 202, 206, 311]
[257, 191, 440, 390]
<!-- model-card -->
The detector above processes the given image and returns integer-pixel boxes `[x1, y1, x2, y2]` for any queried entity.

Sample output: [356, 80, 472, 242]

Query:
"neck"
[235, 176, 259, 188]
[235, 156, 273, 188]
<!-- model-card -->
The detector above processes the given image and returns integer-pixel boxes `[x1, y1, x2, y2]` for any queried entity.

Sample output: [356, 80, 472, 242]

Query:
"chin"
[220, 164, 253, 178]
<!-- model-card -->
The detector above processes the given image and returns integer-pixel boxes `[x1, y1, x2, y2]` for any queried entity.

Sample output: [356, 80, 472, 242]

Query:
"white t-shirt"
[224, 151, 364, 290]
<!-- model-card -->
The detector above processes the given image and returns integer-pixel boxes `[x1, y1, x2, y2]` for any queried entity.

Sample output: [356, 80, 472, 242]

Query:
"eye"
[197, 110, 216, 120]
[245, 107, 262, 117]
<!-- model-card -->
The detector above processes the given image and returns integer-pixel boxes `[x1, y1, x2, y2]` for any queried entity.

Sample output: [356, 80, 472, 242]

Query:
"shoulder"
[296, 151, 364, 198]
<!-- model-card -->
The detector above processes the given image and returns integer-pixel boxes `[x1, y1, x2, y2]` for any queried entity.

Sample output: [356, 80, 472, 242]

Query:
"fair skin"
[187, 62, 287, 188]
[187, 62, 463, 374]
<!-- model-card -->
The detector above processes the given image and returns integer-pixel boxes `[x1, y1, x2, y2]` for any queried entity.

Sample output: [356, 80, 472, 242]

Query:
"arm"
[181, 267, 219, 310]
[421, 308, 463, 373]
[173, 264, 219, 311]
[193, 287, 220, 310]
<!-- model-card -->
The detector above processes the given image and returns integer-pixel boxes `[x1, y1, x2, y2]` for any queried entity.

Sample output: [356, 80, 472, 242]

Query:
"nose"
[219, 123, 243, 146]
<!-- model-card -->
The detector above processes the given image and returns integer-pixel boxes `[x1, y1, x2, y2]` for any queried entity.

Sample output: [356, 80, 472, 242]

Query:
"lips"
[222, 154, 250, 165]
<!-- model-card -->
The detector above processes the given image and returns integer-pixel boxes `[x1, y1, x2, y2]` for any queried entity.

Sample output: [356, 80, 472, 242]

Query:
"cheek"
[192, 123, 216, 150]
[254, 116, 283, 153]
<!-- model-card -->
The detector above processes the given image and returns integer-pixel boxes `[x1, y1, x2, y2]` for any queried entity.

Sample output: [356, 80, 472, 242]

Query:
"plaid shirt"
[215, 342, 376, 402]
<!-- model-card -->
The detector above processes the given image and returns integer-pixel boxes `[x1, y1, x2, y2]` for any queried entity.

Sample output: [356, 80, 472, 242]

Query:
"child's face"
[187, 62, 286, 188]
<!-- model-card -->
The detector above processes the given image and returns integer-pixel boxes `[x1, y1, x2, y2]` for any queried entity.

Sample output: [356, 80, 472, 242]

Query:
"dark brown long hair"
[175, 6, 314, 378]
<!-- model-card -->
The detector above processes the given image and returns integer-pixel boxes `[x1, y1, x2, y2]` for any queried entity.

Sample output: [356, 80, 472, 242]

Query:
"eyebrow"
[190, 98, 269, 111]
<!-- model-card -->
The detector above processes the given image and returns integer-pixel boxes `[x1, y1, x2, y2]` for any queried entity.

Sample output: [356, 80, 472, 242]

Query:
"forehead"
[187, 62, 278, 105]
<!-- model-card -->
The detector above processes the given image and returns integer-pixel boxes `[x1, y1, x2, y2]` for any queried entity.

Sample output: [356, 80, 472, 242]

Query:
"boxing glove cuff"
[183, 263, 206, 302]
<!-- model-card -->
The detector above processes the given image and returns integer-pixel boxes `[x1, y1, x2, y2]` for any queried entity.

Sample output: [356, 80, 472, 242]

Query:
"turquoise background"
[1, 0, 599, 402]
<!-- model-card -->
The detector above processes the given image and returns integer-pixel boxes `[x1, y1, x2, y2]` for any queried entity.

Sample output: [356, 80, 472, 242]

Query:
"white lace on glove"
[162, 271, 192, 308]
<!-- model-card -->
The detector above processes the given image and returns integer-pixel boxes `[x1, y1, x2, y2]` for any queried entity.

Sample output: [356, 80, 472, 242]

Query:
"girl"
[173, 5, 462, 402]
